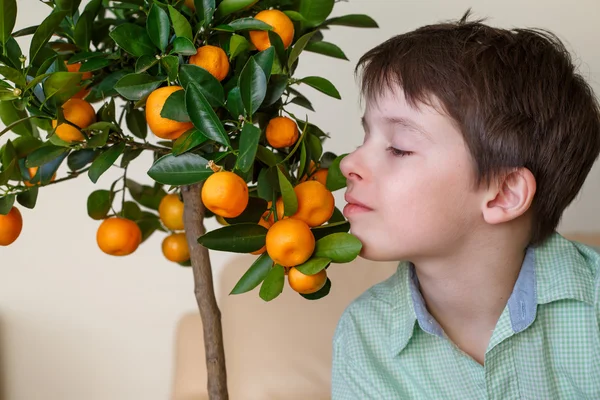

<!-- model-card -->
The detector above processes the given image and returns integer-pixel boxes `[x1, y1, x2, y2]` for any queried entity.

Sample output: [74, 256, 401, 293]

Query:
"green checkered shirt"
[332, 233, 600, 399]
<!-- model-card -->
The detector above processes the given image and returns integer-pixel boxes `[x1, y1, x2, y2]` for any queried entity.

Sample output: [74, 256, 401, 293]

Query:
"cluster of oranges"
[201, 162, 333, 295]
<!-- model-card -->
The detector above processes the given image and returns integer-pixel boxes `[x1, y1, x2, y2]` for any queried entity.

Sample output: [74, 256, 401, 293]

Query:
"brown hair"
[355, 9, 600, 245]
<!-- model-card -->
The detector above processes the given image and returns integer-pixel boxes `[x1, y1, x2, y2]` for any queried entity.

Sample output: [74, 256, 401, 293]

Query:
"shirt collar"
[388, 232, 597, 356]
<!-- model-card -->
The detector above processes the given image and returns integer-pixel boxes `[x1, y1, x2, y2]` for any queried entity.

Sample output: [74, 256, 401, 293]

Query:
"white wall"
[1, 0, 599, 399]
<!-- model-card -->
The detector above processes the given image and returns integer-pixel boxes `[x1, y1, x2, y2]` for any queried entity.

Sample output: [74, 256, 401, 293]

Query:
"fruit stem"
[207, 160, 223, 173]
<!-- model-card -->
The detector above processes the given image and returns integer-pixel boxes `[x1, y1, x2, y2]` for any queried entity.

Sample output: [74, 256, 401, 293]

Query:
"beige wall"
[1, 0, 599, 399]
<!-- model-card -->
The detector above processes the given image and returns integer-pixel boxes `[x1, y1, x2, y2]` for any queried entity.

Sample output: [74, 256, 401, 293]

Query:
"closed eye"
[387, 147, 412, 157]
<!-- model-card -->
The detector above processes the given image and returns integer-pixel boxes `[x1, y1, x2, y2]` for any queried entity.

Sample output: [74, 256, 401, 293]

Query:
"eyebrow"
[361, 116, 431, 139]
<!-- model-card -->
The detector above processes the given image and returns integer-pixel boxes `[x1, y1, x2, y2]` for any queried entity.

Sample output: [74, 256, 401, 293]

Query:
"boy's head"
[340, 10, 600, 262]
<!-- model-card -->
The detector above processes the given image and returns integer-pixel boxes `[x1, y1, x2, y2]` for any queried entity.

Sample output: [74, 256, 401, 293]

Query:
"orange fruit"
[289, 181, 334, 227]
[249, 10, 295, 51]
[201, 171, 249, 218]
[266, 116, 299, 149]
[188, 45, 230, 82]
[146, 86, 194, 140]
[159, 193, 185, 231]
[52, 98, 96, 142]
[308, 169, 328, 186]
[288, 267, 327, 294]
[265, 218, 315, 267]
[267, 198, 286, 224]
[184, 0, 195, 10]
[24, 166, 56, 187]
[65, 61, 93, 99]
[162, 232, 190, 263]
[250, 216, 272, 255]
[96, 217, 142, 256]
[0, 207, 23, 246]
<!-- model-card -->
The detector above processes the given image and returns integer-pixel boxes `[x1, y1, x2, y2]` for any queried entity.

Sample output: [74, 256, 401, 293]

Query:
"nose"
[340, 148, 363, 182]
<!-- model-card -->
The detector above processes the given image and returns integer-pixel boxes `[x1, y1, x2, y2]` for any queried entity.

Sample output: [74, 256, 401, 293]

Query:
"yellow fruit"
[289, 180, 334, 227]
[146, 86, 194, 140]
[162, 232, 190, 263]
[189, 45, 230, 82]
[250, 216, 272, 255]
[0, 207, 23, 246]
[24, 166, 56, 187]
[249, 9, 295, 51]
[159, 193, 185, 231]
[52, 98, 96, 142]
[201, 171, 249, 218]
[266, 116, 299, 149]
[265, 218, 315, 267]
[96, 217, 142, 256]
[288, 267, 327, 294]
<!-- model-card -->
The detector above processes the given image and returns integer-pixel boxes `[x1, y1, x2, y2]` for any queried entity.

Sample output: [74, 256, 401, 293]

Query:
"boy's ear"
[482, 167, 536, 225]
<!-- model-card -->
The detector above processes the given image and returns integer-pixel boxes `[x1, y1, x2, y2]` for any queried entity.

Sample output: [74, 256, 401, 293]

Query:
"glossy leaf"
[0, 101, 35, 136]
[259, 264, 285, 301]
[296, 257, 331, 275]
[30, 10, 68, 63]
[179, 64, 224, 107]
[226, 87, 245, 119]
[55, 0, 81, 15]
[323, 14, 378, 28]
[287, 31, 315, 69]
[225, 18, 271, 31]
[263, 74, 288, 107]
[42, 71, 82, 104]
[147, 4, 170, 52]
[298, 0, 334, 27]
[147, 152, 213, 185]
[299, 76, 341, 99]
[125, 108, 147, 139]
[74, 10, 92, 51]
[120, 148, 143, 168]
[313, 232, 362, 263]
[229, 34, 249, 59]
[253, 47, 275, 81]
[268, 30, 286, 66]
[0, 0, 16, 48]
[305, 41, 348, 60]
[277, 167, 297, 216]
[223, 196, 268, 225]
[168, 5, 193, 41]
[185, 82, 230, 146]
[311, 220, 350, 241]
[216, 0, 257, 17]
[326, 153, 347, 191]
[171, 36, 197, 55]
[114, 73, 163, 101]
[67, 149, 96, 171]
[88, 142, 126, 183]
[109, 23, 157, 57]
[26, 145, 68, 168]
[160, 89, 189, 122]
[0, 195, 15, 215]
[16, 186, 38, 209]
[172, 129, 209, 156]
[230, 252, 273, 294]
[236, 123, 260, 173]
[193, 0, 215, 28]
[87, 189, 112, 220]
[0, 66, 25, 87]
[135, 55, 159, 73]
[239, 57, 267, 117]
[126, 179, 166, 210]
[197, 223, 268, 253]
[122, 201, 142, 220]
[79, 57, 112, 72]
[161, 55, 179, 82]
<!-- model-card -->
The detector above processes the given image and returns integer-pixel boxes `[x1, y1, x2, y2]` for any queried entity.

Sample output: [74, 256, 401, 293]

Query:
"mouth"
[343, 194, 373, 217]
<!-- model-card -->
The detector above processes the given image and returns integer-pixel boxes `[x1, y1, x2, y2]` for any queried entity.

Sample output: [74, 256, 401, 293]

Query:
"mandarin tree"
[0, 0, 377, 398]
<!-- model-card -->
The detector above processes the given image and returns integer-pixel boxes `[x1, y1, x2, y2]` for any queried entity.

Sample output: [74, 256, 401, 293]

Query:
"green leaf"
[67, 149, 96, 170]
[120, 148, 143, 168]
[122, 201, 142, 220]
[79, 57, 112, 72]
[0, 37, 22, 69]
[29, 10, 68, 64]
[26, 145, 68, 168]
[109, 23, 157, 57]
[114, 73, 163, 101]
[230, 252, 273, 294]
[42, 71, 82, 104]
[259, 264, 285, 301]
[147, 4, 170, 53]
[179, 64, 224, 107]
[283, 10, 307, 22]
[171, 36, 197, 56]
[306, 132, 323, 162]
[313, 232, 362, 263]
[125, 108, 147, 139]
[138, 213, 163, 243]
[194, 0, 215, 28]
[295, 257, 331, 275]
[160, 89, 189, 122]
[298, 0, 334, 27]
[0, 195, 15, 215]
[87, 70, 128, 101]
[55, 0, 81, 16]
[268, 30, 286, 66]
[1, 139, 16, 167]
[88, 142, 126, 183]
[0, 0, 17, 48]
[287, 31, 315, 69]
[305, 41, 348, 60]
[256, 145, 277, 167]
[126, 179, 166, 210]
[74, 11, 92, 51]
[17, 186, 38, 209]
[253, 47, 275, 81]
[161, 55, 179, 82]
[216, 0, 257, 18]
[185, 82, 230, 146]
[135, 55, 159, 73]
[239, 57, 266, 117]
[236, 123, 260, 173]
[197, 223, 268, 253]
[229, 34, 249, 59]
[263, 74, 288, 107]
[168, 6, 193, 41]
[148, 152, 212, 185]
[223, 195, 268, 225]
[277, 167, 297, 216]
[226, 87, 245, 119]
[225, 18, 272, 31]
[0, 66, 25, 87]
[299, 76, 341, 99]
[38, 150, 68, 185]
[172, 129, 209, 156]
[326, 153, 347, 191]
[87, 189, 112, 220]
[0, 101, 35, 136]
[85, 129, 109, 148]
[12, 137, 42, 158]
[300, 277, 331, 300]
[311, 220, 350, 241]
[323, 14, 378, 28]
[290, 95, 313, 111]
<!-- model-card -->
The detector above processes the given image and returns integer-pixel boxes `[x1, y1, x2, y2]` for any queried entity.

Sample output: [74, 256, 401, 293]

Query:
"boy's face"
[340, 87, 486, 262]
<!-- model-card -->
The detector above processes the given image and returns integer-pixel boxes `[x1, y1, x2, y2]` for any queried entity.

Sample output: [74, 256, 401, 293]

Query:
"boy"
[332, 10, 600, 399]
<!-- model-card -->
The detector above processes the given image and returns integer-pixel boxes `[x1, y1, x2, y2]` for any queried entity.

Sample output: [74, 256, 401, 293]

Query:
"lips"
[344, 194, 372, 210]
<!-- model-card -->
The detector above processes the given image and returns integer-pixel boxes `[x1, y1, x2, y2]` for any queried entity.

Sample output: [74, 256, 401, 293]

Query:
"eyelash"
[387, 147, 412, 157]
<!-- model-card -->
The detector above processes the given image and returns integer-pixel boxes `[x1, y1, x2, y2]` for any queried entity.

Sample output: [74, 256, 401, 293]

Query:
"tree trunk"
[181, 183, 229, 400]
